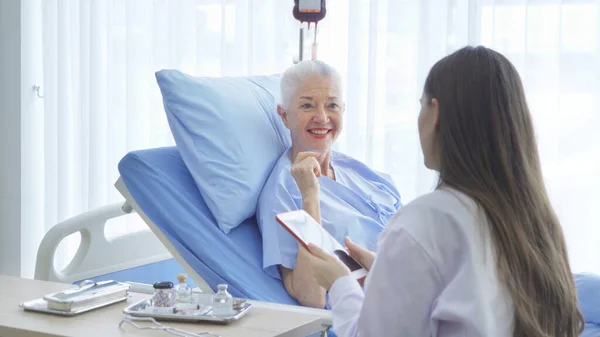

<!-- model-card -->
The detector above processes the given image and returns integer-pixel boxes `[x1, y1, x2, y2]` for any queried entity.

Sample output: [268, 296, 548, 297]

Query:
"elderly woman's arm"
[277, 151, 327, 308]
[280, 193, 326, 308]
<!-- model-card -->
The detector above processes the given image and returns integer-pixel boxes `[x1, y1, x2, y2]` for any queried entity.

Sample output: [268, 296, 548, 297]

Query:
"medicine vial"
[152, 281, 175, 308]
[211, 284, 233, 316]
[174, 274, 192, 304]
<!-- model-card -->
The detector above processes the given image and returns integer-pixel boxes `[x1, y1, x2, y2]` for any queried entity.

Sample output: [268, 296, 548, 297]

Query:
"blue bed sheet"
[118, 146, 298, 305]
[577, 273, 600, 336]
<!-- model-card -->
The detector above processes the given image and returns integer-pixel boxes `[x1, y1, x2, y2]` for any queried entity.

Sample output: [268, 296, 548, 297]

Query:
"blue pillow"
[156, 70, 291, 233]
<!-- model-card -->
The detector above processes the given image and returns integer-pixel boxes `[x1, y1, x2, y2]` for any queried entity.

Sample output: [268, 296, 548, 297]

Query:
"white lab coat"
[328, 187, 514, 337]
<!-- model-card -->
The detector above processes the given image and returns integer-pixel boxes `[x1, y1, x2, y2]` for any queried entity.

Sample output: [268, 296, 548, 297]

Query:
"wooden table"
[0, 276, 322, 337]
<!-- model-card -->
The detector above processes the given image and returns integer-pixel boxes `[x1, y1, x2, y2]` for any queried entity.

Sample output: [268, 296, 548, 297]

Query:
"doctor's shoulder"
[386, 188, 477, 246]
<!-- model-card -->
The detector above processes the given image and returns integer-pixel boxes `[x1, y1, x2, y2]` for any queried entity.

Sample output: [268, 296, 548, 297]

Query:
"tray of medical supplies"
[20, 279, 131, 316]
[122, 297, 252, 324]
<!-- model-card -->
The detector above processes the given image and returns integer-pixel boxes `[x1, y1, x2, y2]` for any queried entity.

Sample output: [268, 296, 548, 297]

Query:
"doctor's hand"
[306, 243, 351, 291]
[345, 237, 376, 271]
[291, 152, 322, 198]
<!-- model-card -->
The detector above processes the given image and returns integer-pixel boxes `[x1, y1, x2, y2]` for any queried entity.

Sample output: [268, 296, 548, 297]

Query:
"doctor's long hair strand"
[424, 46, 584, 337]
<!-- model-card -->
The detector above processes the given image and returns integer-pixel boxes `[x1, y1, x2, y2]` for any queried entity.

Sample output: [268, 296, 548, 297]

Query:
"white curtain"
[23, 0, 600, 278]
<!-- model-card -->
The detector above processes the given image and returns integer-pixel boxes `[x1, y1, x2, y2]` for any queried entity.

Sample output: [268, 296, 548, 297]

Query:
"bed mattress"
[117, 146, 298, 305]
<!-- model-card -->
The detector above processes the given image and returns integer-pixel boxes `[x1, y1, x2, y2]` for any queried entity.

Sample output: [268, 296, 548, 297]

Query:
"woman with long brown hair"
[297, 46, 585, 336]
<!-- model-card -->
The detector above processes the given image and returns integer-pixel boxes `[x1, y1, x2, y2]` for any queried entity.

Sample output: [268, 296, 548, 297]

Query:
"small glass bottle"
[174, 274, 192, 304]
[152, 281, 175, 308]
[211, 284, 233, 316]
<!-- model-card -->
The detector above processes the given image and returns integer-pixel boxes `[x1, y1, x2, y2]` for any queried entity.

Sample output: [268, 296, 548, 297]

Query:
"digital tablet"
[276, 209, 368, 281]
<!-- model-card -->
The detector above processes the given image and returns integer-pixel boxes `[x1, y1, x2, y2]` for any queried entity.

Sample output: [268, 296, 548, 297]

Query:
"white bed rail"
[34, 201, 172, 284]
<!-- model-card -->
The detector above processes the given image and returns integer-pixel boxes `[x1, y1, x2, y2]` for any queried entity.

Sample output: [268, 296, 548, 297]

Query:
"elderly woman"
[256, 60, 402, 308]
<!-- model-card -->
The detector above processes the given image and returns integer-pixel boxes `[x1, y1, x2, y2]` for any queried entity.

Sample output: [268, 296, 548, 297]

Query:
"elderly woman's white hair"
[279, 60, 344, 110]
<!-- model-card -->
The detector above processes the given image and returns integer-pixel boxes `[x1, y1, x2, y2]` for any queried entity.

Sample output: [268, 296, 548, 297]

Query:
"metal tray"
[122, 298, 253, 324]
[20, 294, 131, 317]
[43, 280, 131, 312]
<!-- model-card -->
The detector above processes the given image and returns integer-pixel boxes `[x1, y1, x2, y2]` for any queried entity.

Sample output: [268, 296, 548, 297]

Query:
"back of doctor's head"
[279, 60, 344, 110]
[423, 46, 583, 337]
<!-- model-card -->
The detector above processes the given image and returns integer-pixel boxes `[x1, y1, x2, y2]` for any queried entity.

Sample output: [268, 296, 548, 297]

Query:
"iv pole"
[295, 27, 304, 64]
[299, 28, 304, 62]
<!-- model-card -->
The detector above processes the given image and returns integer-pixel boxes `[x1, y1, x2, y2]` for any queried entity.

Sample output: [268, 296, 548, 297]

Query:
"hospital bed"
[34, 145, 333, 336]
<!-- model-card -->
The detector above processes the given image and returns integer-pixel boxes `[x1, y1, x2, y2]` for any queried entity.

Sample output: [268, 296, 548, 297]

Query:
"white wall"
[20, 0, 45, 279]
[0, 0, 22, 277]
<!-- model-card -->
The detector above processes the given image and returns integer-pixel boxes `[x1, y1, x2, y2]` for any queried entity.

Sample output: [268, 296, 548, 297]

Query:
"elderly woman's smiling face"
[278, 74, 345, 154]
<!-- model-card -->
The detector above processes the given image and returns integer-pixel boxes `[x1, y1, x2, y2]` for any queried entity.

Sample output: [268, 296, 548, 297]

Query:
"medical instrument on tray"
[293, 0, 327, 62]
[174, 274, 192, 304]
[122, 296, 253, 324]
[20, 279, 131, 316]
[211, 284, 234, 317]
[232, 298, 247, 310]
[44, 279, 129, 313]
[152, 281, 176, 308]
[119, 316, 221, 337]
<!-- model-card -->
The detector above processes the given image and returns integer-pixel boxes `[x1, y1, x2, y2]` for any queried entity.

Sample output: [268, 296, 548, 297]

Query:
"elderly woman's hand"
[291, 152, 322, 198]
[306, 243, 351, 290]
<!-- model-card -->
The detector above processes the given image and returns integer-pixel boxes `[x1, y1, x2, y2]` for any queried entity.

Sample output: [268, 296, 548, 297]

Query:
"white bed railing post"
[34, 201, 172, 284]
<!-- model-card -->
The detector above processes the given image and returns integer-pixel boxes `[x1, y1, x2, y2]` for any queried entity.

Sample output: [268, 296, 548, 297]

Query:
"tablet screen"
[276, 209, 344, 254]
[276, 209, 368, 280]
[333, 249, 363, 272]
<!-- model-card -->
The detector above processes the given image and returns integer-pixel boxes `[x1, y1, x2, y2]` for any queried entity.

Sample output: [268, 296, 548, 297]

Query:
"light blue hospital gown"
[256, 148, 402, 283]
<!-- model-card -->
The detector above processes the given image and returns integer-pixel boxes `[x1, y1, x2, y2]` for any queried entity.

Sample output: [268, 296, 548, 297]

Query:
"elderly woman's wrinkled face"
[278, 74, 344, 154]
